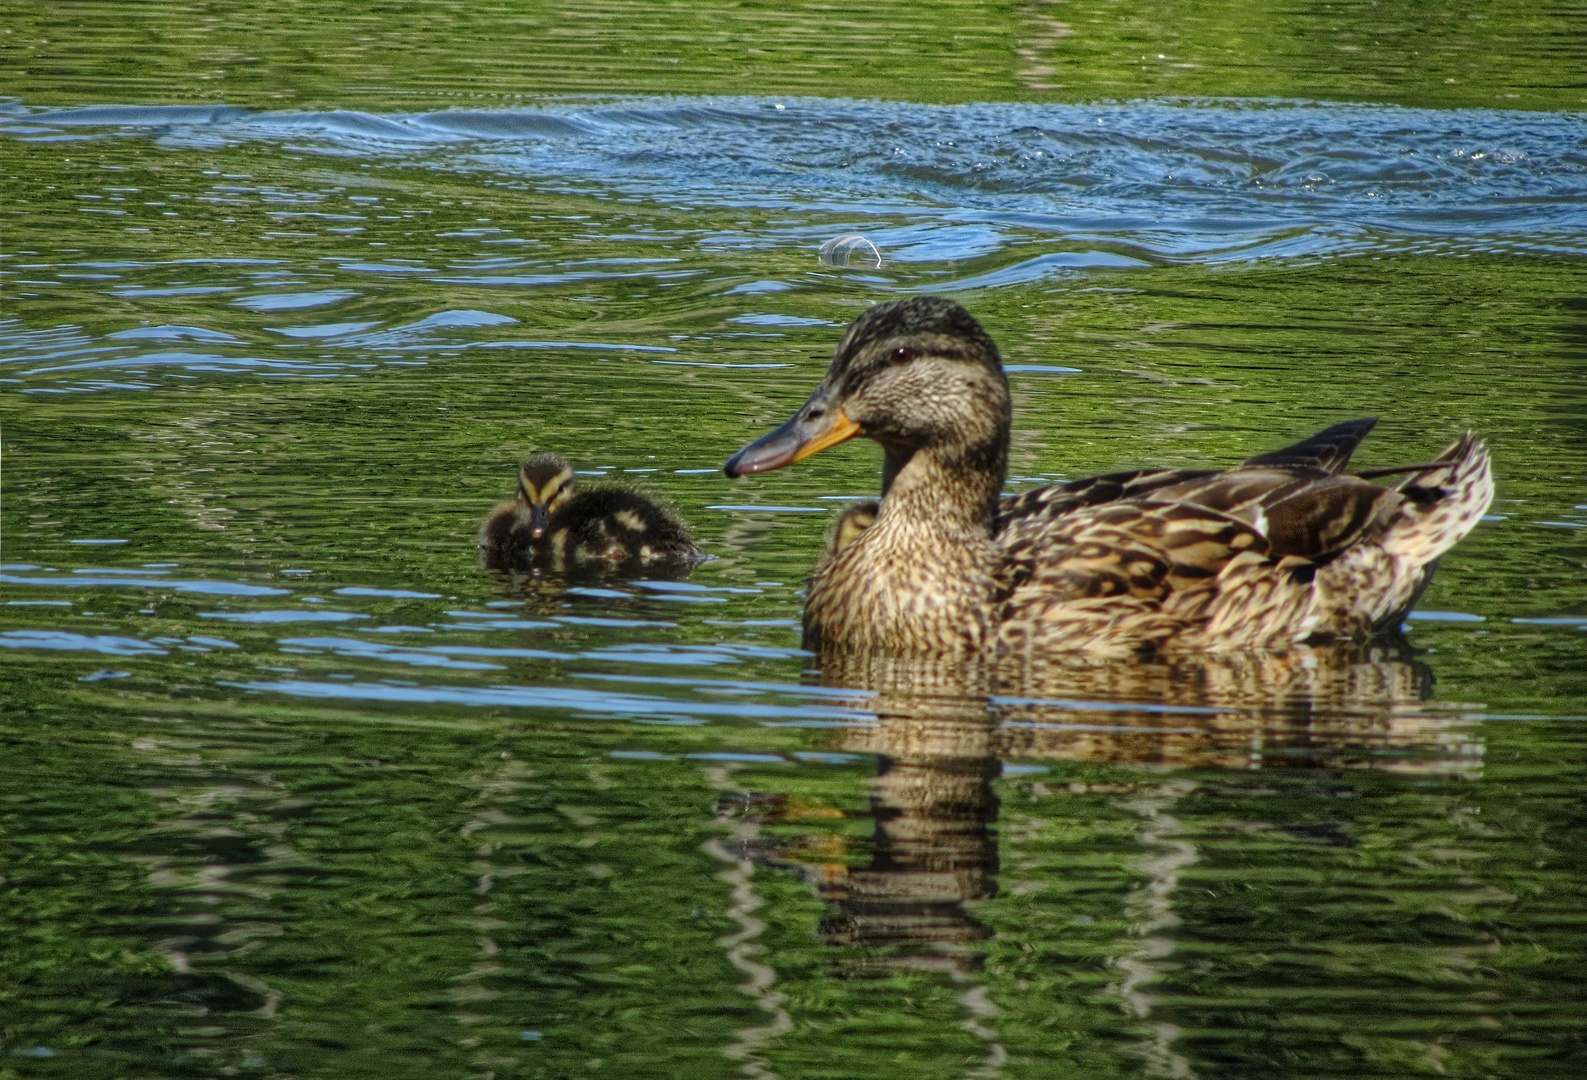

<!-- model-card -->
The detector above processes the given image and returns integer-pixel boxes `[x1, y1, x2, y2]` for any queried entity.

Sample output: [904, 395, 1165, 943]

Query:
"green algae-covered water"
[3, 4, 1586, 1077]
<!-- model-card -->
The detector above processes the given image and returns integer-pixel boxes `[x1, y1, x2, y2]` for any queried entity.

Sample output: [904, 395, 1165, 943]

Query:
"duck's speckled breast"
[803, 519, 997, 654]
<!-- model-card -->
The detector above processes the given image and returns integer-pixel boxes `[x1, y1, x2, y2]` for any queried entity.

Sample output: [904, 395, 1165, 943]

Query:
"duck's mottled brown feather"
[995, 418, 1379, 536]
[995, 468, 1212, 532]
[814, 499, 881, 579]
[997, 433, 1490, 655]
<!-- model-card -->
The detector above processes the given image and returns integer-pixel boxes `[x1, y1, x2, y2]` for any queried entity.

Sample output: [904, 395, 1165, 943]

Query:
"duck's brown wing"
[995, 418, 1379, 532]
[999, 468, 1401, 589]
[999, 500, 1266, 598]
[996, 468, 1216, 533]
[1139, 469, 1400, 561]
[989, 420, 1491, 652]
[996, 472, 1406, 654]
[995, 499, 1270, 655]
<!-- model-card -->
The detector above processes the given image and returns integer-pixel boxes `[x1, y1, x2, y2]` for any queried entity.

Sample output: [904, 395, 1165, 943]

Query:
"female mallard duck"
[480, 453, 704, 572]
[724, 297, 1493, 657]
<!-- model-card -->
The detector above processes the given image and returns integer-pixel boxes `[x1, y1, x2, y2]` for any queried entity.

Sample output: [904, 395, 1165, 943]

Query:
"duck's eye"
[890, 346, 916, 364]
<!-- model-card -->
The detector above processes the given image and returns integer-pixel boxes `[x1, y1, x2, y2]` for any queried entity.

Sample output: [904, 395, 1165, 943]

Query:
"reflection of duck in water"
[825, 642, 1475, 776]
[725, 297, 1494, 657]
[480, 453, 704, 572]
[819, 742, 1000, 967]
[724, 723, 1000, 973]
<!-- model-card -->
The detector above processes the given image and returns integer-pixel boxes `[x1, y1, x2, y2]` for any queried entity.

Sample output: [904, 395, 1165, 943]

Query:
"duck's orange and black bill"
[724, 388, 860, 478]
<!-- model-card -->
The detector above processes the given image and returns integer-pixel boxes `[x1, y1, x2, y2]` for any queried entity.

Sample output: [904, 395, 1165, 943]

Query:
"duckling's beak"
[724, 386, 861, 478]
[529, 503, 551, 539]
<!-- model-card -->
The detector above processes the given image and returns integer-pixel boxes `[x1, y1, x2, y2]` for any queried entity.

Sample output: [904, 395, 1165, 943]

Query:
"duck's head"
[518, 453, 576, 538]
[724, 297, 1010, 479]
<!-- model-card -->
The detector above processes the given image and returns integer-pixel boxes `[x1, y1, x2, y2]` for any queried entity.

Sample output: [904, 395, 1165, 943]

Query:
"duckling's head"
[518, 453, 576, 538]
[724, 297, 1010, 478]
[829, 499, 879, 553]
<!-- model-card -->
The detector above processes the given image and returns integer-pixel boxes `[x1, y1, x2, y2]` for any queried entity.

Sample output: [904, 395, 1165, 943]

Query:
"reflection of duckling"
[480, 453, 704, 572]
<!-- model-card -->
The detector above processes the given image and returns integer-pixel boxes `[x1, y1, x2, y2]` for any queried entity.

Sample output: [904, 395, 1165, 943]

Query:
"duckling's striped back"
[481, 454, 704, 573]
[540, 486, 703, 571]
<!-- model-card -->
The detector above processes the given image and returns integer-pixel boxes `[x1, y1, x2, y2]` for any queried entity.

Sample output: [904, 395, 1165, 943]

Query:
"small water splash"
[817, 234, 883, 268]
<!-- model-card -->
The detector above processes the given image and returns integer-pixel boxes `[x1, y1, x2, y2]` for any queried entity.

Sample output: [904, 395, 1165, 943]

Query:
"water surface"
[3, 14, 1587, 1080]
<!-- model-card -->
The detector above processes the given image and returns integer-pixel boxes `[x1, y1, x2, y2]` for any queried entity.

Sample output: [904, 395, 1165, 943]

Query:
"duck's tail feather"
[1297, 434, 1492, 640]
[1241, 417, 1378, 475]
[1353, 460, 1452, 480]
[1381, 432, 1494, 563]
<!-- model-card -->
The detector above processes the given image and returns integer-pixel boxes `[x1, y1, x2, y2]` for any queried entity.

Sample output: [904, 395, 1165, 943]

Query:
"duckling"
[724, 296, 1493, 658]
[814, 499, 880, 577]
[480, 453, 704, 572]
[830, 499, 880, 554]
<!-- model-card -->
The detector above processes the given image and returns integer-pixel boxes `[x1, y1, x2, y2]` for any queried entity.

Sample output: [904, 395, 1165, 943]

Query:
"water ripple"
[19, 96, 1582, 259]
[226, 676, 874, 723]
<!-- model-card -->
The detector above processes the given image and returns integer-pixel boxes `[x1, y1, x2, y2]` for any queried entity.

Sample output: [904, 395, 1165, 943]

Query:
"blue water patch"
[22, 350, 347, 378]
[267, 321, 381, 338]
[277, 636, 530, 670]
[475, 339, 676, 353]
[4, 94, 1582, 403]
[226, 676, 873, 723]
[16, 97, 1580, 259]
[334, 586, 444, 599]
[199, 609, 369, 623]
[0, 630, 168, 656]
[1405, 610, 1487, 623]
[105, 325, 239, 343]
[187, 635, 240, 649]
[728, 314, 836, 327]
[231, 289, 359, 311]
[633, 581, 762, 595]
[2, 573, 290, 597]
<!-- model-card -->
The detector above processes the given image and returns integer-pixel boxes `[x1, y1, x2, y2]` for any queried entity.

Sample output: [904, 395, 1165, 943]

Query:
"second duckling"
[480, 453, 704, 572]
[815, 499, 880, 576]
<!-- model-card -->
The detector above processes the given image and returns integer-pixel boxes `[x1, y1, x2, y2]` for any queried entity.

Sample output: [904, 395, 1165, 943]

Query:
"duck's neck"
[807, 437, 1006, 655]
[883, 439, 1004, 538]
